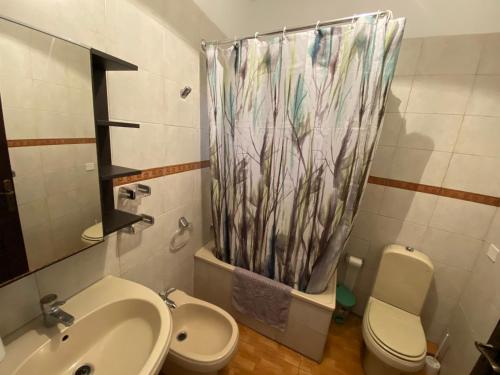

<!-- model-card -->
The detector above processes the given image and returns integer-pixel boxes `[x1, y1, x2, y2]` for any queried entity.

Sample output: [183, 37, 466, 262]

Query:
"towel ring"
[170, 217, 193, 251]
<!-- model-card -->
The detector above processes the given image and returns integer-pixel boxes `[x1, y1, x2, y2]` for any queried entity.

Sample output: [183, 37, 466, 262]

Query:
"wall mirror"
[0, 17, 102, 285]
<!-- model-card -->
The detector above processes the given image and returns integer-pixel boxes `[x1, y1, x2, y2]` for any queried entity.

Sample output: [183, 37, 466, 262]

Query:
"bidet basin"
[165, 290, 238, 374]
[0, 276, 172, 375]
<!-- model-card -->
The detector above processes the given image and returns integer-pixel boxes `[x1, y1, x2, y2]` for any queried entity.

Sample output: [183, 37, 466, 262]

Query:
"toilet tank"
[372, 244, 434, 315]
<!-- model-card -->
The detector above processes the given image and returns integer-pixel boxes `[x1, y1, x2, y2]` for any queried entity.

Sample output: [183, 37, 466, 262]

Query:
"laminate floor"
[221, 315, 365, 375]
[220, 315, 436, 375]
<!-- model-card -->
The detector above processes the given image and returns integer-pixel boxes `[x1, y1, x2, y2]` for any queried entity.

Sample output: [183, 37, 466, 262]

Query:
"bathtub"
[194, 243, 336, 362]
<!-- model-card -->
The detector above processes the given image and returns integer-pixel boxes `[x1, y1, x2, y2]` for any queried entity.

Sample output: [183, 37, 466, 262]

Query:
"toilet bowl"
[362, 244, 433, 375]
[163, 290, 239, 375]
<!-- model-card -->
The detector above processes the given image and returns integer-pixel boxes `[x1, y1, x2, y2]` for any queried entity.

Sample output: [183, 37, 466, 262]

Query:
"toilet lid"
[82, 222, 103, 241]
[367, 298, 426, 359]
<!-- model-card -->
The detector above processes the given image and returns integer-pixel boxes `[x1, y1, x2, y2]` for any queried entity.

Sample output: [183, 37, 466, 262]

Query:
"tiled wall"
[348, 33, 500, 343]
[0, 0, 224, 338]
[440, 212, 500, 374]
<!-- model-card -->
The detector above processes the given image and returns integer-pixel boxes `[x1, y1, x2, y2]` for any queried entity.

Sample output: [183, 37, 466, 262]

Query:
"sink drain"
[177, 331, 188, 341]
[75, 364, 93, 375]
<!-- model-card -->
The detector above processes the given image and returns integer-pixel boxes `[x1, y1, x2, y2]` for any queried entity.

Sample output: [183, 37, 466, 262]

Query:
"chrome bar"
[201, 10, 393, 48]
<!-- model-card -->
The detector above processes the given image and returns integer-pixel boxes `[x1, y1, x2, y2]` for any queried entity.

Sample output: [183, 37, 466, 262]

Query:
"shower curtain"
[206, 14, 405, 293]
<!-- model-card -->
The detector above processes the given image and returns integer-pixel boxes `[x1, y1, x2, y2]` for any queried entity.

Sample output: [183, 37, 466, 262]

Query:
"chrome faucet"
[159, 288, 177, 309]
[40, 294, 75, 327]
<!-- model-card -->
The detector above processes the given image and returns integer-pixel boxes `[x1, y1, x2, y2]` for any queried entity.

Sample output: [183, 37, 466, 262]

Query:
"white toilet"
[163, 290, 239, 375]
[362, 244, 434, 375]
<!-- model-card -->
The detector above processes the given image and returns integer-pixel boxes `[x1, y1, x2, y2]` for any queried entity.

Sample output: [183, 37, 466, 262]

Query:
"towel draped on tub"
[232, 267, 293, 331]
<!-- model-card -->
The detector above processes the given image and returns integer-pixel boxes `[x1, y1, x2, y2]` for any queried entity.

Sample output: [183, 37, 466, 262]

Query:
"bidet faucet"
[40, 294, 75, 327]
[159, 288, 177, 309]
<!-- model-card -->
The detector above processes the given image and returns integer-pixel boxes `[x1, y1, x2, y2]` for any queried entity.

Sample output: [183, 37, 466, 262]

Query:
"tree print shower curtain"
[206, 14, 405, 293]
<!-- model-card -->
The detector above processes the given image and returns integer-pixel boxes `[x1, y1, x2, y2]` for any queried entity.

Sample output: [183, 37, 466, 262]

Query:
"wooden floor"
[221, 315, 365, 375]
[221, 315, 436, 375]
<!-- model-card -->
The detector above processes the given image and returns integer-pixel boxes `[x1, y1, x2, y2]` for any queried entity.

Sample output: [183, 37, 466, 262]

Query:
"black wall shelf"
[100, 165, 141, 181]
[90, 49, 138, 71]
[102, 209, 142, 235]
[90, 49, 141, 235]
[96, 120, 140, 128]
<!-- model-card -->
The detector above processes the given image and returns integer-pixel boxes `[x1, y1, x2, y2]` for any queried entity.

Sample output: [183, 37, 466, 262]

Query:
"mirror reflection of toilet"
[362, 244, 434, 375]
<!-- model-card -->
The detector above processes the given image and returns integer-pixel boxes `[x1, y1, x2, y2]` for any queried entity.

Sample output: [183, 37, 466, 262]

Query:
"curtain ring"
[254, 31, 259, 39]
[350, 14, 357, 29]
[282, 26, 287, 40]
[315, 20, 320, 34]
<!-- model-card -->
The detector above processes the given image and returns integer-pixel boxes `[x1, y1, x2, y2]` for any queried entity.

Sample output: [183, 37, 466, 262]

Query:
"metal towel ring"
[169, 217, 192, 251]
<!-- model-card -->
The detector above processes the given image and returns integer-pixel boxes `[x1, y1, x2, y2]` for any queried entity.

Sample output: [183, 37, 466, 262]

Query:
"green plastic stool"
[334, 284, 356, 324]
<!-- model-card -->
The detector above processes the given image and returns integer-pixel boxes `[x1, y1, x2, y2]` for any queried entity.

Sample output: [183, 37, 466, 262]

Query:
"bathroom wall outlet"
[486, 243, 499, 263]
[85, 162, 95, 171]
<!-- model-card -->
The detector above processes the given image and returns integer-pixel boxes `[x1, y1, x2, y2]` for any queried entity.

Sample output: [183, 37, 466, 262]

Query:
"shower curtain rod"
[201, 10, 393, 49]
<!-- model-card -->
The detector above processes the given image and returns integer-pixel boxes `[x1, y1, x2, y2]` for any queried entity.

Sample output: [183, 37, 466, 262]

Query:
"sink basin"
[0, 276, 172, 375]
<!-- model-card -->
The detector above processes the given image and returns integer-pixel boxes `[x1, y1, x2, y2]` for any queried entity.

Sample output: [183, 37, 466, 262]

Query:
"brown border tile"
[7, 138, 96, 147]
[368, 176, 500, 207]
[113, 160, 210, 186]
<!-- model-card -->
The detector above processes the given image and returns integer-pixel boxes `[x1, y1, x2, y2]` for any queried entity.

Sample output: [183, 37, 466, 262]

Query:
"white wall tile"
[443, 153, 500, 197]
[485, 208, 500, 247]
[466, 75, 500, 116]
[358, 183, 385, 214]
[394, 38, 422, 76]
[398, 113, 462, 152]
[421, 262, 470, 341]
[386, 76, 412, 113]
[420, 228, 483, 270]
[351, 212, 427, 259]
[370, 145, 395, 178]
[477, 33, 500, 74]
[459, 245, 500, 341]
[35, 236, 119, 300]
[379, 113, 403, 146]
[389, 148, 451, 186]
[379, 187, 438, 225]
[0, 20, 32, 79]
[454, 115, 500, 157]
[440, 306, 479, 375]
[416, 35, 483, 75]
[429, 197, 496, 239]
[0, 275, 40, 337]
[406, 75, 474, 114]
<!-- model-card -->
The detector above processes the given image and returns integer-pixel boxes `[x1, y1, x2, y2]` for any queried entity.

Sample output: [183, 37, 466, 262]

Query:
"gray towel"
[232, 267, 292, 331]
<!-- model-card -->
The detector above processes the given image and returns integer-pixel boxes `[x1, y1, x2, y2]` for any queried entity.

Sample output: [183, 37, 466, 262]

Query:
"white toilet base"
[363, 349, 421, 375]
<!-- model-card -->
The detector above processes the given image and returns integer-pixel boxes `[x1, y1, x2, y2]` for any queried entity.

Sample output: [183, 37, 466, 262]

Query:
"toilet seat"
[363, 297, 426, 372]
[81, 222, 103, 242]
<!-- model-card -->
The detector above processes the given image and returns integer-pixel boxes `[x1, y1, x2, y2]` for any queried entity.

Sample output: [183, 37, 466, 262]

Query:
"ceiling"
[193, 0, 500, 39]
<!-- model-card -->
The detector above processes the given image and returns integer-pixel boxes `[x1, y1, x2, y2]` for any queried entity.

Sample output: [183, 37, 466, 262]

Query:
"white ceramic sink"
[0, 276, 172, 375]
